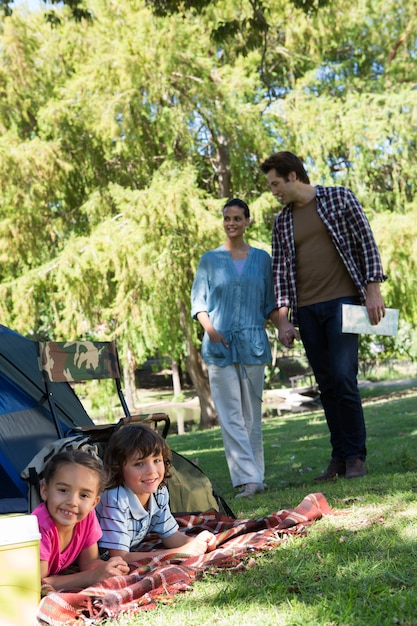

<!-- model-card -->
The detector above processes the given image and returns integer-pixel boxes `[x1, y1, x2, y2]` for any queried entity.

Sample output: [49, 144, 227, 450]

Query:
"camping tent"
[0, 325, 93, 513]
[0, 325, 234, 518]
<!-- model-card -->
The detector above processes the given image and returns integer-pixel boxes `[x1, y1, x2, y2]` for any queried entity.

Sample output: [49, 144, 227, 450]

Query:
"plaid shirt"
[271, 185, 387, 325]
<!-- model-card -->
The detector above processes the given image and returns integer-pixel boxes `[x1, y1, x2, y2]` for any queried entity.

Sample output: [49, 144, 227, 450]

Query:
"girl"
[32, 449, 129, 590]
[96, 424, 216, 564]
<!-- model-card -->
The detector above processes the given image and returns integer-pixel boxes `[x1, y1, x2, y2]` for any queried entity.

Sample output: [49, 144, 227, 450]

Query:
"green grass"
[104, 388, 417, 626]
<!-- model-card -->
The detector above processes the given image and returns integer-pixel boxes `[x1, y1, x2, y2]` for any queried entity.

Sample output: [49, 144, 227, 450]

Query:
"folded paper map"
[342, 305, 399, 336]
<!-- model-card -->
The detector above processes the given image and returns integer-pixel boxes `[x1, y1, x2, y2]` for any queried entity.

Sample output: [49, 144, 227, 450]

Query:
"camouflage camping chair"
[24, 340, 170, 509]
[37, 339, 170, 437]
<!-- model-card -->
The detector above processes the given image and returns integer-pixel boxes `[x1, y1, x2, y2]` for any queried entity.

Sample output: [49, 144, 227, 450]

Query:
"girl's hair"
[42, 449, 106, 494]
[223, 197, 250, 219]
[103, 424, 173, 489]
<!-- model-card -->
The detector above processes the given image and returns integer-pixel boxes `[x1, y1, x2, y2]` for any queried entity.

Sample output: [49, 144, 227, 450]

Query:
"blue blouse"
[191, 245, 276, 366]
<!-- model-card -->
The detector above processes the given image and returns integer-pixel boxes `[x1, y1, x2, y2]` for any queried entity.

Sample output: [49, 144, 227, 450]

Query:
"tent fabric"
[36, 492, 332, 625]
[0, 325, 94, 513]
[168, 450, 235, 517]
[0, 325, 232, 518]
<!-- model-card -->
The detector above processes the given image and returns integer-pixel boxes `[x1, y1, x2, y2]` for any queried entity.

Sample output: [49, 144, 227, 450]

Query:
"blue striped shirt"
[191, 245, 276, 366]
[96, 485, 179, 552]
[272, 185, 387, 325]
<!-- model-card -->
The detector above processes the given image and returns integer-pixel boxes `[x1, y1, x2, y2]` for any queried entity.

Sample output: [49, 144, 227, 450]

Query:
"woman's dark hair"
[43, 449, 106, 494]
[103, 423, 173, 489]
[223, 197, 250, 219]
[260, 151, 310, 184]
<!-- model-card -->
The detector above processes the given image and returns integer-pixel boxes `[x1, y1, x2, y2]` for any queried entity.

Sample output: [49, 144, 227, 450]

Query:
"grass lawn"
[104, 387, 417, 626]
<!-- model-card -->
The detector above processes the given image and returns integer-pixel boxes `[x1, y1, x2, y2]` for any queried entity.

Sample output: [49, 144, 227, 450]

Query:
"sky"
[12, 0, 45, 10]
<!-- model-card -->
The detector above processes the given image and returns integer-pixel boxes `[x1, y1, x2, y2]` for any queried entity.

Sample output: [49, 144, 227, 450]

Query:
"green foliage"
[358, 323, 417, 381]
[0, 165, 222, 360]
[73, 379, 124, 422]
[146, 0, 212, 17]
[372, 209, 417, 322]
[275, 90, 417, 213]
[1, 0, 417, 389]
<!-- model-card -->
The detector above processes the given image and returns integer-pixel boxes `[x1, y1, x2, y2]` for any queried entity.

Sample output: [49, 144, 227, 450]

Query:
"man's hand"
[270, 308, 300, 348]
[365, 282, 385, 325]
[278, 320, 300, 348]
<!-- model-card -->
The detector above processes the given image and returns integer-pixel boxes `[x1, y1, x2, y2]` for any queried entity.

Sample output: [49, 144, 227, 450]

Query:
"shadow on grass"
[194, 516, 417, 625]
[171, 391, 417, 513]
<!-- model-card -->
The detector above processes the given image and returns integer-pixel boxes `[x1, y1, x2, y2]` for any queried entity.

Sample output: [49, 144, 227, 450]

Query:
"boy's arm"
[107, 530, 216, 563]
[162, 529, 216, 553]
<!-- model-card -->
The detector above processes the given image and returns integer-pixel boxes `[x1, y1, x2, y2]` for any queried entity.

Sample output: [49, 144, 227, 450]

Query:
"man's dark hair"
[260, 151, 310, 184]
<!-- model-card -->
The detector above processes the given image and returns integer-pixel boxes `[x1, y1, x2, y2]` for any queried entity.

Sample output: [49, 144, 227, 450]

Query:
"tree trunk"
[178, 301, 217, 428]
[215, 133, 231, 198]
[185, 343, 218, 429]
[171, 359, 182, 397]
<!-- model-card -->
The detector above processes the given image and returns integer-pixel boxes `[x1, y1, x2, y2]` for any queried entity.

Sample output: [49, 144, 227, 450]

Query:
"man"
[260, 151, 387, 480]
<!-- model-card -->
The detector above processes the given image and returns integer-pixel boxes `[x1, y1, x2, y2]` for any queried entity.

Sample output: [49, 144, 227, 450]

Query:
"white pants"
[207, 363, 265, 488]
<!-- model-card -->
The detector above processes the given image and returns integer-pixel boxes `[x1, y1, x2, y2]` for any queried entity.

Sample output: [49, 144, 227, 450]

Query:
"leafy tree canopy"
[1, 0, 416, 420]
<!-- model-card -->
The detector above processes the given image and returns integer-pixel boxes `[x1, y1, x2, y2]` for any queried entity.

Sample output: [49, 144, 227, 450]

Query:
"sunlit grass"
[99, 387, 417, 626]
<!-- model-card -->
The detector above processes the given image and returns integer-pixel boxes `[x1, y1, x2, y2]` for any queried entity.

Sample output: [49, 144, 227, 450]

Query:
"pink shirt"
[32, 502, 102, 576]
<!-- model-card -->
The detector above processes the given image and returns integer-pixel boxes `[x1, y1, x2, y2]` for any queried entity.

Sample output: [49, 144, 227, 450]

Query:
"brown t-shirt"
[293, 198, 358, 307]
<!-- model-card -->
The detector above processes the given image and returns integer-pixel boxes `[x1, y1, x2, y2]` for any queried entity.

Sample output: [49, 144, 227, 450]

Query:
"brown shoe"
[313, 459, 346, 482]
[345, 458, 366, 479]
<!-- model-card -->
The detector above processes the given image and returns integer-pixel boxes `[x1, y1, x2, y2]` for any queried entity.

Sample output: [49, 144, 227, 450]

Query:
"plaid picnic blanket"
[36, 492, 332, 625]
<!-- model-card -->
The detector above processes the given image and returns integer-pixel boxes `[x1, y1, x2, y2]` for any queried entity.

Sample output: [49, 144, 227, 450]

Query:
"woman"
[191, 198, 278, 498]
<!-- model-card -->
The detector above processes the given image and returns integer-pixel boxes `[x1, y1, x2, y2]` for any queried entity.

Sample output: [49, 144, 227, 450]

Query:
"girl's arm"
[40, 544, 129, 591]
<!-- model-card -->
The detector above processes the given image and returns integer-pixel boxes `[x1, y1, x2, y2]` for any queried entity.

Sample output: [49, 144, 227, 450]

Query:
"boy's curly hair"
[103, 423, 172, 489]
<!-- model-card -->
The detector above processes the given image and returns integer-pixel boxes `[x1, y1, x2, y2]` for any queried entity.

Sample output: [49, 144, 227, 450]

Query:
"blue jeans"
[297, 296, 366, 462]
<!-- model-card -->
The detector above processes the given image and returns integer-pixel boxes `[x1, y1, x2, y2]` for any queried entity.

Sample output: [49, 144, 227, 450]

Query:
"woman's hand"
[207, 328, 228, 347]
[196, 312, 228, 347]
